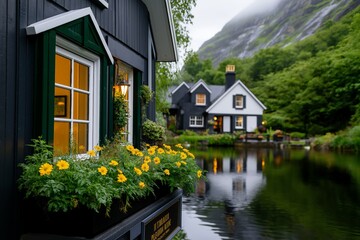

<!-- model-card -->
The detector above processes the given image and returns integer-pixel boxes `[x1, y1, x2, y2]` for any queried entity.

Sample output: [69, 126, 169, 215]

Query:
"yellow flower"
[181, 161, 187, 165]
[163, 144, 171, 150]
[141, 163, 149, 172]
[164, 169, 170, 175]
[117, 173, 127, 183]
[109, 160, 119, 166]
[176, 161, 181, 167]
[144, 156, 151, 163]
[56, 160, 69, 170]
[188, 152, 195, 159]
[39, 163, 53, 176]
[117, 169, 123, 174]
[98, 166, 108, 175]
[157, 148, 165, 154]
[94, 145, 103, 152]
[147, 148, 155, 155]
[134, 167, 142, 175]
[136, 151, 144, 157]
[180, 152, 187, 160]
[87, 150, 96, 157]
[197, 170, 202, 178]
[154, 157, 161, 165]
[139, 181, 145, 189]
[175, 143, 183, 149]
[126, 145, 134, 151]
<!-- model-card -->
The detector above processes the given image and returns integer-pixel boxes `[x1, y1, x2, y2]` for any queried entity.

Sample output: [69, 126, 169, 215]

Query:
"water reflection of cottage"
[199, 150, 266, 208]
[185, 149, 268, 239]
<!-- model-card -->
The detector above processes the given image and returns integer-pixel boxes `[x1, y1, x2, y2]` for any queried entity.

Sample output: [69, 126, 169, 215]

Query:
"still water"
[181, 147, 360, 240]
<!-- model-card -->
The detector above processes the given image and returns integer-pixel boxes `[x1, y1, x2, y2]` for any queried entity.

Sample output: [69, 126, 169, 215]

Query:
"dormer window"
[233, 95, 246, 109]
[196, 93, 206, 106]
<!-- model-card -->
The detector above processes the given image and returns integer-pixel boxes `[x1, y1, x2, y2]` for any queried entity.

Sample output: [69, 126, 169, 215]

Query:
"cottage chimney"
[225, 65, 236, 90]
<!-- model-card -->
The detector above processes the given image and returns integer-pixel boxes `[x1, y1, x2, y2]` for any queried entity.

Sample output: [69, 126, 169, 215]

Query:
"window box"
[19, 139, 204, 238]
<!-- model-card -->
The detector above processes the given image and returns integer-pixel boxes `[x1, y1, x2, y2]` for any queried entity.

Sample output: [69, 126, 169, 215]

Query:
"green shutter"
[133, 70, 142, 148]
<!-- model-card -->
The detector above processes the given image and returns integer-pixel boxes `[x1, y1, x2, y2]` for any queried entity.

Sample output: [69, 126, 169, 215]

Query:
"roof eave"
[142, 0, 178, 62]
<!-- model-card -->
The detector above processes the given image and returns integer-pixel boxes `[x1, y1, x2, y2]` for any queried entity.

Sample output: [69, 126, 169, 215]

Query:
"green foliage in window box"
[18, 138, 205, 214]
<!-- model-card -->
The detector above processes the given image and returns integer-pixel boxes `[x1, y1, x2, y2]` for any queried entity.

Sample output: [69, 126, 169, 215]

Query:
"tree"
[155, 0, 197, 113]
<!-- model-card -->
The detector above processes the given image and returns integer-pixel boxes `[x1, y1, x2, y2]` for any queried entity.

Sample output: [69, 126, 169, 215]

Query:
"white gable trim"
[171, 82, 190, 94]
[26, 7, 114, 64]
[190, 79, 212, 94]
[94, 0, 109, 8]
[206, 80, 266, 112]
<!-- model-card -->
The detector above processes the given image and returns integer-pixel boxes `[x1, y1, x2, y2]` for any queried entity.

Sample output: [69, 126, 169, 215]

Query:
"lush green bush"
[168, 133, 236, 146]
[290, 132, 306, 139]
[142, 119, 165, 145]
[313, 126, 360, 151]
[18, 138, 204, 214]
[207, 134, 236, 145]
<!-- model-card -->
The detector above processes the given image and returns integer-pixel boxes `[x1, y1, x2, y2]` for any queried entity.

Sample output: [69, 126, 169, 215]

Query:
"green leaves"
[18, 138, 205, 214]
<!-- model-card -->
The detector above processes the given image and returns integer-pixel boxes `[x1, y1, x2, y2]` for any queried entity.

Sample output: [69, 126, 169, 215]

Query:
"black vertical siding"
[1, 1, 21, 239]
[52, 0, 149, 58]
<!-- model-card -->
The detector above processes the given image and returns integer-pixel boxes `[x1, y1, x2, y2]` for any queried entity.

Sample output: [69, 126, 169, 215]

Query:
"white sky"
[187, 0, 256, 51]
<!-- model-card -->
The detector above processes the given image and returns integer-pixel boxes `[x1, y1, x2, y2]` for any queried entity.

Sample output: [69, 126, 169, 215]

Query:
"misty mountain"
[197, 0, 360, 66]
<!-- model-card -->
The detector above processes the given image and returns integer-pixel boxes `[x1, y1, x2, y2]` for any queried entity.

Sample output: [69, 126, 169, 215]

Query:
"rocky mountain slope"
[197, 0, 360, 66]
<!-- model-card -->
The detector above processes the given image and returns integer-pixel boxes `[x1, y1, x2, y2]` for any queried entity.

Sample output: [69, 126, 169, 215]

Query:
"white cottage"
[168, 65, 266, 133]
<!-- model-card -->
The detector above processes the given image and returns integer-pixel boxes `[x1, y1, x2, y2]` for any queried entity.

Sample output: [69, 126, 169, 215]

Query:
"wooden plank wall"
[0, 0, 151, 239]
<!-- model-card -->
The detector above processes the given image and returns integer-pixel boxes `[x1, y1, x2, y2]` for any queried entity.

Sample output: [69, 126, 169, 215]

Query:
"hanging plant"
[113, 92, 128, 133]
[140, 85, 153, 106]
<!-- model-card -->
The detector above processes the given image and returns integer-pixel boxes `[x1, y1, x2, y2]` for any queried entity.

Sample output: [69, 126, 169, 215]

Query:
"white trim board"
[26, 7, 114, 64]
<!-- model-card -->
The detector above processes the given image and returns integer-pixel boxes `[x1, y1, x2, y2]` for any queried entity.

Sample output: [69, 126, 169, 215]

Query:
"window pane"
[73, 123, 88, 153]
[73, 92, 89, 120]
[54, 121, 70, 155]
[74, 61, 89, 91]
[236, 117, 243, 127]
[55, 54, 71, 86]
[236, 96, 243, 107]
[196, 94, 206, 105]
[54, 87, 71, 119]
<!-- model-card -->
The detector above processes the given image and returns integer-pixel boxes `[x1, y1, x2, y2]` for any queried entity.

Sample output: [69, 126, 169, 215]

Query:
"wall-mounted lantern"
[114, 77, 130, 96]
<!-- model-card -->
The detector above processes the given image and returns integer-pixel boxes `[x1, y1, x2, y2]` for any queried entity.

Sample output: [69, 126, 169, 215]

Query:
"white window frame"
[235, 95, 244, 109]
[189, 116, 204, 127]
[196, 93, 206, 106]
[235, 116, 244, 129]
[55, 37, 101, 150]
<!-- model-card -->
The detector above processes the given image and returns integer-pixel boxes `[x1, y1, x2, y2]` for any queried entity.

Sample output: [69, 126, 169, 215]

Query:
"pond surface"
[182, 147, 360, 240]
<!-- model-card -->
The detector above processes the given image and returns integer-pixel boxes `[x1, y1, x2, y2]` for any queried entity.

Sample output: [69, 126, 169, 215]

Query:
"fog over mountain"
[197, 0, 359, 66]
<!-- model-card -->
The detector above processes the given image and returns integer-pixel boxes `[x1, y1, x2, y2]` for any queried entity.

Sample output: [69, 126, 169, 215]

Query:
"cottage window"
[196, 94, 206, 106]
[189, 116, 204, 127]
[234, 95, 244, 108]
[53, 44, 100, 155]
[235, 116, 244, 129]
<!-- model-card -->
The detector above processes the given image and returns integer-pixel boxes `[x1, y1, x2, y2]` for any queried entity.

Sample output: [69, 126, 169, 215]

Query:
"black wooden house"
[0, 1, 178, 239]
